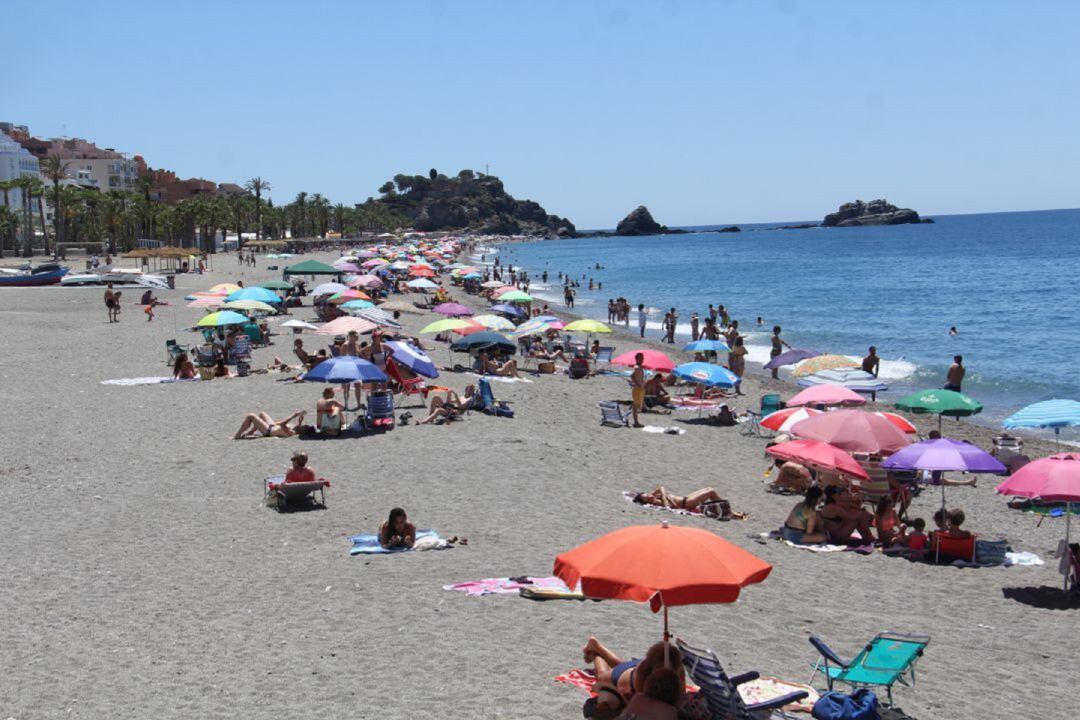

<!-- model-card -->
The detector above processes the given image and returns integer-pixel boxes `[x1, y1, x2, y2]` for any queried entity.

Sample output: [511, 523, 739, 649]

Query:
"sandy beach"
[1, 250, 1075, 720]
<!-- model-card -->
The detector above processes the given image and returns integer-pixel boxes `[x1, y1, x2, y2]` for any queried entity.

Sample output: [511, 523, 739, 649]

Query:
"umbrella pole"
[1065, 509, 1072, 593]
[663, 604, 670, 644]
[935, 484, 947, 565]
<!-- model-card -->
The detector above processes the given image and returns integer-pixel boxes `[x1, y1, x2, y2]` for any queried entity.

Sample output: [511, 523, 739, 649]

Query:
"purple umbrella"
[490, 303, 526, 318]
[432, 302, 473, 318]
[764, 347, 820, 370]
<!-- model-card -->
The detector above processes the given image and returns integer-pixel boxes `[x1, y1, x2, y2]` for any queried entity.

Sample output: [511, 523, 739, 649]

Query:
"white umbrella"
[312, 282, 348, 297]
[406, 278, 438, 290]
[471, 314, 516, 331]
[481, 280, 506, 289]
[280, 319, 320, 332]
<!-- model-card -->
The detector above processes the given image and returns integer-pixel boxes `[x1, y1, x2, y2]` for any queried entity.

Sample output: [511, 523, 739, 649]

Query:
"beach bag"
[812, 690, 879, 720]
[491, 401, 514, 418]
[537, 361, 556, 374]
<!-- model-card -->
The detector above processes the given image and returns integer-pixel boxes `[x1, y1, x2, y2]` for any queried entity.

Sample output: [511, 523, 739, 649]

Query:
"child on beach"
[905, 518, 928, 557]
[875, 496, 903, 545]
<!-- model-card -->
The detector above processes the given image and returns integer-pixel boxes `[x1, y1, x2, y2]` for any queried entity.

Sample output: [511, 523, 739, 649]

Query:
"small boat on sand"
[0, 263, 70, 287]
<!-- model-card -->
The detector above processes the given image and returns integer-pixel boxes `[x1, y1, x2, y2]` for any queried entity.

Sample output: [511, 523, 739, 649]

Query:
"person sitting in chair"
[316, 387, 346, 435]
[475, 350, 520, 378]
[285, 452, 316, 483]
[528, 337, 568, 363]
[416, 386, 478, 425]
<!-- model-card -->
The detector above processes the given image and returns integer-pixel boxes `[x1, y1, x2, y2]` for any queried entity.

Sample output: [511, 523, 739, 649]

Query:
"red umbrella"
[873, 411, 917, 434]
[789, 409, 913, 455]
[611, 349, 675, 372]
[554, 522, 772, 639]
[409, 266, 436, 277]
[766, 439, 869, 480]
[761, 407, 823, 432]
[787, 385, 866, 408]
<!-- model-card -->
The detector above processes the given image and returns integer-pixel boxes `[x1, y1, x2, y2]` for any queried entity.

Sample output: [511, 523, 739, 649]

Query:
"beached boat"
[0, 263, 70, 287]
[60, 267, 169, 289]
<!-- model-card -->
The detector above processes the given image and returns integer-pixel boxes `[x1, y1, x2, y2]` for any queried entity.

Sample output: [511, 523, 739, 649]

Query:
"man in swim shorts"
[630, 352, 646, 428]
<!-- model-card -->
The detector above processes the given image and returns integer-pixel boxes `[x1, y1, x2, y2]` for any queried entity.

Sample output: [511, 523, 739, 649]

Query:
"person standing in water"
[862, 346, 880, 377]
[637, 304, 649, 338]
[770, 326, 789, 379]
[945, 355, 965, 392]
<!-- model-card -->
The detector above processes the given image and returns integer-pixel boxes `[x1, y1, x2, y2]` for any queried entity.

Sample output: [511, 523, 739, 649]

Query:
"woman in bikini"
[233, 410, 307, 439]
[819, 485, 876, 544]
[416, 386, 478, 425]
[781, 486, 828, 543]
[633, 486, 725, 514]
[581, 637, 685, 717]
[172, 352, 196, 380]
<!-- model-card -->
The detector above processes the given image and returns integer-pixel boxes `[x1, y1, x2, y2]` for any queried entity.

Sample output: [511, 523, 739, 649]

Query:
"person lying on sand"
[416, 386, 477, 425]
[781, 486, 828, 543]
[233, 410, 306, 439]
[581, 637, 685, 718]
[771, 460, 812, 494]
[379, 507, 467, 549]
[633, 486, 730, 517]
[819, 485, 876, 544]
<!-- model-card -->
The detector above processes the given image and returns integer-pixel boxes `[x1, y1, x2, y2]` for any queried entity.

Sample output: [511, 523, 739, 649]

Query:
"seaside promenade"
[0, 249, 1074, 720]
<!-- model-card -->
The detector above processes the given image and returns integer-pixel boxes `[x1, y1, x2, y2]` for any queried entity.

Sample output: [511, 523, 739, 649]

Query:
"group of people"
[605, 298, 633, 326]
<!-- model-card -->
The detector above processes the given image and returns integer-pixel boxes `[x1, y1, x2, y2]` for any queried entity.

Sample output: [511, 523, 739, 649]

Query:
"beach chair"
[595, 346, 615, 364]
[677, 638, 809, 720]
[930, 533, 977, 563]
[241, 322, 266, 346]
[263, 475, 327, 511]
[598, 401, 631, 427]
[363, 390, 395, 431]
[739, 410, 769, 437]
[808, 632, 930, 706]
[568, 355, 590, 379]
[760, 393, 783, 416]
[385, 359, 428, 407]
[194, 345, 217, 368]
[165, 339, 187, 365]
[229, 335, 252, 364]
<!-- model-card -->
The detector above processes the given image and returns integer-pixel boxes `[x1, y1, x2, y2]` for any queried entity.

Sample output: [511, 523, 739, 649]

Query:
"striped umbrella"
[792, 354, 858, 377]
[1004, 399, 1080, 447]
[796, 368, 888, 394]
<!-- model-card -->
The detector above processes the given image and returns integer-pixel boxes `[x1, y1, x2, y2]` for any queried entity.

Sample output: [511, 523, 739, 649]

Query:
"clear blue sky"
[8, 1, 1080, 228]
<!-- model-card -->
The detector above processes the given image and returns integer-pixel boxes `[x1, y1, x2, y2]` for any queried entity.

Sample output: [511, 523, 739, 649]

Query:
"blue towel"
[349, 529, 438, 555]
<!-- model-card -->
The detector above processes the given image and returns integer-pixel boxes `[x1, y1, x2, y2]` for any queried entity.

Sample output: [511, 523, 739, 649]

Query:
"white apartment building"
[0, 130, 40, 211]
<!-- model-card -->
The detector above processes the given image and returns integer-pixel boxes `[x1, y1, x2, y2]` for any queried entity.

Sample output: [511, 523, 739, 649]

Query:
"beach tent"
[283, 259, 343, 278]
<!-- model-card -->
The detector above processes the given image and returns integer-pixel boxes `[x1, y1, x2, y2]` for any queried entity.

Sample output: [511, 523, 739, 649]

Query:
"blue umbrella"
[462, 273, 481, 280]
[490, 303, 526, 318]
[305, 356, 387, 384]
[672, 362, 740, 388]
[225, 286, 280, 304]
[1004, 399, 1080, 446]
[385, 341, 439, 379]
[341, 299, 375, 310]
[763, 347, 820, 370]
[682, 339, 731, 354]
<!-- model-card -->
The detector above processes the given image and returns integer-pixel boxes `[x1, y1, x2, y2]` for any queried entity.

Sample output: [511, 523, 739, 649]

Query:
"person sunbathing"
[782, 486, 828, 543]
[581, 638, 685, 715]
[379, 507, 416, 549]
[476, 351, 520, 378]
[233, 410, 306, 439]
[293, 338, 319, 369]
[285, 452, 316, 483]
[172, 351, 196, 380]
[528, 337, 567, 362]
[618, 669, 681, 720]
[316, 387, 346, 435]
[416, 386, 477, 425]
[633, 486, 726, 515]
[771, 460, 812, 493]
[819, 485, 876, 544]
[212, 359, 233, 378]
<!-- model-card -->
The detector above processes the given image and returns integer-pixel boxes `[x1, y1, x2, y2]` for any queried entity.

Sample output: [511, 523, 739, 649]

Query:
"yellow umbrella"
[208, 283, 242, 295]
[792, 354, 859, 377]
[564, 319, 612, 334]
[420, 318, 476, 334]
[223, 300, 276, 314]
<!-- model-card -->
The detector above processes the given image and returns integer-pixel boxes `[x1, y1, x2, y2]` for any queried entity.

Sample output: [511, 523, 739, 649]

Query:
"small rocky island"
[613, 205, 687, 236]
[822, 199, 932, 227]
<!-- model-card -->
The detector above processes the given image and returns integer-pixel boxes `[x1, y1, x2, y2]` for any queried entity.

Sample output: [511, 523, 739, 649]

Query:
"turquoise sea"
[486, 208, 1080, 430]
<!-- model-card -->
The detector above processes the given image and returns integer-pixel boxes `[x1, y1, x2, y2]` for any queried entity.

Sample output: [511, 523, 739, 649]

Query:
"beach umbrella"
[379, 300, 422, 315]
[409, 267, 436, 278]
[564, 319, 612, 335]
[796, 368, 888, 395]
[361, 258, 389, 268]
[222, 300, 276, 314]
[306, 356, 387, 384]
[433, 302, 474, 317]
[406, 278, 439, 290]
[315, 316, 379, 336]
[894, 389, 983, 430]
[226, 286, 280, 304]
[793, 354, 859, 377]
[187, 296, 224, 308]
[787, 385, 866, 408]
[420, 318, 476, 334]
[490, 286, 515, 297]
[873, 411, 918, 434]
[333, 261, 361, 273]
[329, 289, 372, 302]
[612, 349, 675, 372]
[471, 314, 516, 331]
[311, 282, 348, 297]
[534, 315, 566, 330]
[682, 339, 730, 354]
[764, 347, 820, 371]
[208, 283, 241, 294]
[449, 331, 516, 355]
[280, 319, 320, 332]
[554, 522, 772, 641]
[498, 290, 533, 303]
[761, 407, 824, 433]
[766, 439, 869, 480]
[341, 299, 376, 311]
[788, 409, 913, 455]
[195, 310, 249, 328]
[997, 453, 1080, 590]
[349, 274, 384, 289]
[508, 318, 555, 338]
[672, 362, 740, 388]
[384, 341, 439, 379]
[260, 280, 293, 290]
[481, 280, 506, 289]
[1004, 399, 1080, 447]
[489, 303, 526, 318]
[352, 307, 402, 329]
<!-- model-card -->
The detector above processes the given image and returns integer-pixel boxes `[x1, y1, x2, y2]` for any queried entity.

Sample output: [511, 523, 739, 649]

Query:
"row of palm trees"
[0, 159, 410, 259]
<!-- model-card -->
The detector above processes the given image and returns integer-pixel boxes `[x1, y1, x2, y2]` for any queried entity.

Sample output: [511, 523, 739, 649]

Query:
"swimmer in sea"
[949, 326, 958, 336]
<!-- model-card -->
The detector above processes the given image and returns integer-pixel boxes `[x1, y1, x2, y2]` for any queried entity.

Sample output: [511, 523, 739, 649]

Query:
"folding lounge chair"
[364, 390, 395, 431]
[263, 475, 327, 510]
[739, 410, 767, 437]
[386, 359, 428, 407]
[809, 632, 930, 706]
[677, 639, 809, 720]
[598, 401, 631, 427]
[229, 335, 252, 364]
[594, 346, 615, 364]
[760, 393, 783, 416]
[165, 339, 187, 365]
[194, 345, 217, 368]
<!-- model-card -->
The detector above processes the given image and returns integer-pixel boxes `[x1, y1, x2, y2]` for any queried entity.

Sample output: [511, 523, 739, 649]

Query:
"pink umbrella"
[315, 316, 378, 336]
[789, 409, 914, 455]
[490, 286, 516, 298]
[433, 302, 473, 317]
[765, 439, 869, 480]
[612, 349, 675, 372]
[787, 385, 867, 408]
[761, 407, 823, 433]
[333, 261, 361, 272]
[348, 274, 384, 289]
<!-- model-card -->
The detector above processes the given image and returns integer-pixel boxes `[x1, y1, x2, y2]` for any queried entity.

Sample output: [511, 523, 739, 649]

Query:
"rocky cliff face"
[822, 199, 924, 227]
[374, 170, 575, 237]
[615, 206, 665, 235]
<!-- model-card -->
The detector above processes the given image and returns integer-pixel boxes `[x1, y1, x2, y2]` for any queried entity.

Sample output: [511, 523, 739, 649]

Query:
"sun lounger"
[263, 474, 327, 510]
[363, 390, 395, 430]
[677, 638, 809, 720]
[808, 631, 930, 706]
[598, 401, 630, 427]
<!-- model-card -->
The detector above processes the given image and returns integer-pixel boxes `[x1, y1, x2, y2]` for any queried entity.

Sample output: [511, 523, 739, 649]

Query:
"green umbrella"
[499, 290, 533, 303]
[894, 389, 983, 430]
[260, 280, 293, 290]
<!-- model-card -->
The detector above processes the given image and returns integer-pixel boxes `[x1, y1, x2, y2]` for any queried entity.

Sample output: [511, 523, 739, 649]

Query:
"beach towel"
[468, 373, 532, 384]
[443, 576, 568, 597]
[101, 377, 199, 386]
[348, 529, 450, 555]
[642, 425, 685, 435]
[764, 531, 875, 554]
[555, 668, 700, 696]
[598, 369, 632, 377]
[740, 676, 820, 713]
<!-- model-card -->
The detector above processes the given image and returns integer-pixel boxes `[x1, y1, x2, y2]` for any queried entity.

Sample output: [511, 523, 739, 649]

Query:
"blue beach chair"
[809, 631, 930, 706]
[598, 401, 631, 427]
[677, 639, 809, 720]
[364, 391, 395, 431]
[760, 393, 783, 416]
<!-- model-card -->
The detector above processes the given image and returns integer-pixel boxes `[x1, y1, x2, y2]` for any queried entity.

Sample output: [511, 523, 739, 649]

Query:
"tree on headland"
[244, 176, 270, 240]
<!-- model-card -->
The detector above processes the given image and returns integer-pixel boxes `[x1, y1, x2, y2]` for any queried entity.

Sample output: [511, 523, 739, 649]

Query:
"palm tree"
[102, 191, 125, 254]
[311, 193, 330, 237]
[226, 193, 250, 247]
[293, 192, 308, 238]
[0, 205, 16, 258]
[244, 176, 270, 241]
[333, 203, 348, 239]
[40, 154, 70, 250]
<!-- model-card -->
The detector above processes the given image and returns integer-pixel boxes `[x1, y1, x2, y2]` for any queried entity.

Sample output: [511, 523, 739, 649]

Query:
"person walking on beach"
[564, 285, 574, 309]
[607, 299, 616, 323]
[637, 303, 649, 338]
[728, 337, 747, 393]
[862, 346, 880, 377]
[770, 326, 789, 379]
[665, 308, 678, 343]
[708, 304, 717, 322]
[630, 353, 646, 428]
[690, 313, 700, 341]
[945, 355, 965, 392]
[104, 283, 116, 323]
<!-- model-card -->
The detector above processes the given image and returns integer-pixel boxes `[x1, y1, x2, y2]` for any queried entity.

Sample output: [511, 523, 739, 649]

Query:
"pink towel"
[443, 576, 567, 597]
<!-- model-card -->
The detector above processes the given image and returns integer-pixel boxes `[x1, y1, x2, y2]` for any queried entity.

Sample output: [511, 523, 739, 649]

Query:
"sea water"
[482, 208, 1080, 427]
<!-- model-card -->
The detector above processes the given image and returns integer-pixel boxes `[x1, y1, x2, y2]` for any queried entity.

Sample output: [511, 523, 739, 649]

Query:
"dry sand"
[0, 251, 1075, 720]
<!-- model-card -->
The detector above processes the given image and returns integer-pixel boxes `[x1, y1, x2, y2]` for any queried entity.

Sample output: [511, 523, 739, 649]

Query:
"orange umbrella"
[554, 522, 772, 639]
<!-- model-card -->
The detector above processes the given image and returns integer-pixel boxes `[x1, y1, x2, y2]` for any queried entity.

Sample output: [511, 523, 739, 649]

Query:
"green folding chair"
[809, 631, 930, 706]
